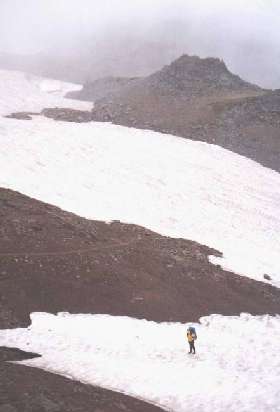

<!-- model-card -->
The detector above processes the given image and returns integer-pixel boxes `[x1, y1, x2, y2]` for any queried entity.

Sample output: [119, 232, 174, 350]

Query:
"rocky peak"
[168, 54, 228, 76]
[147, 54, 260, 95]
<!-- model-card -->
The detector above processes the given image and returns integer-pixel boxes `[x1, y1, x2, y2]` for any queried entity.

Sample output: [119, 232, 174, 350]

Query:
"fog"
[0, 0, 279, 88]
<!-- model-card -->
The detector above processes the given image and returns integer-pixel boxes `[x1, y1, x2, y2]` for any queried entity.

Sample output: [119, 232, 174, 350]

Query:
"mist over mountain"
[0, 1, 280, 88]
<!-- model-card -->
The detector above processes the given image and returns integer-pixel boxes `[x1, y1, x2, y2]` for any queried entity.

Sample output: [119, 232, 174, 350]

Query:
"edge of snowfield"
[1, 115, 280, 287]
[1, 312, 280, 412]
[0, 69, 280, 287]
[0, 69, 92, 115]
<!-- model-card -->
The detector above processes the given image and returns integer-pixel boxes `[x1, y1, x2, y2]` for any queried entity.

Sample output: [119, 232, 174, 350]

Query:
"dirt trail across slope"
[1, 187, 279, 332]
[0, 238, 139, 257]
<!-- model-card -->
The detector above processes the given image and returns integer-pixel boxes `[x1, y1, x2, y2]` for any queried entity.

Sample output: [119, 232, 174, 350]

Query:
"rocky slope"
[89, 55, 280, 172]
[0, 348, 163, 412]
[1, 187, 279, 331]
[66, 76, 140, 102]
[66, 55, 257, 101]
[139, 55, 261, 97]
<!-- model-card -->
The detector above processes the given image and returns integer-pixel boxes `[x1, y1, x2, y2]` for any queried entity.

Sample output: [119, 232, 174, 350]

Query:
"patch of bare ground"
[41, 108, 93, 122]
[4, 108, 93, 123]
[4, 112, 37, 120]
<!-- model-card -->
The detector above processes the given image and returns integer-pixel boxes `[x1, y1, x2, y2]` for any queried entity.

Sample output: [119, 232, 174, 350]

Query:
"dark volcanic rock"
[5, 112, 37, 120]
[0, 187, 279, 331]
[0, 347, 163, 412]
[4, 108, 93, 123]
[0, 347, 40, 362]
[66, 76, 140, 102]
[41, 107, 93, 122]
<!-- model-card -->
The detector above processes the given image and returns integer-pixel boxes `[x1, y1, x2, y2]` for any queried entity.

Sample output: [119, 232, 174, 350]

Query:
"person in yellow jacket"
[187, 327, 197, 354]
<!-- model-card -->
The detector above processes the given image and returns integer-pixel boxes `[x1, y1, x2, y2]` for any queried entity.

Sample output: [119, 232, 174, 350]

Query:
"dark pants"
[189, 341, 195, 354]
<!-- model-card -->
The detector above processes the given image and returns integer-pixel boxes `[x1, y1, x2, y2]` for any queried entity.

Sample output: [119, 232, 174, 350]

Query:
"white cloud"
[0, 1, 279, 87]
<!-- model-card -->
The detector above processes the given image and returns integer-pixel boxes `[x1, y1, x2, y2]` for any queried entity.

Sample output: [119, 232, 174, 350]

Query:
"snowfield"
[0, 75, 279, 285]
[0, 312, 280, 412]
[0, 69, 92, 115]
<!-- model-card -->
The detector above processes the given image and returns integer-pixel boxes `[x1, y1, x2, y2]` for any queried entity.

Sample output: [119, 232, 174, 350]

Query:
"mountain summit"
[145, 54, 260, 97]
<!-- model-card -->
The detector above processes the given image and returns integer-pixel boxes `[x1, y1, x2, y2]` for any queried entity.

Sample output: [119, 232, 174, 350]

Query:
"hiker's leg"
[190, 341, 195, 353]
[188, 342, 192, 353]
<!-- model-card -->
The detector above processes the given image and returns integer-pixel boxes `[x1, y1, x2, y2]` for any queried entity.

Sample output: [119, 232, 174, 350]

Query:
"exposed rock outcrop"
[89, 55, 280, 172]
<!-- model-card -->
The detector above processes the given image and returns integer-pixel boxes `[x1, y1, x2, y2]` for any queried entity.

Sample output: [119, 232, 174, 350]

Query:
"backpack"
[189, 326, 197, 340]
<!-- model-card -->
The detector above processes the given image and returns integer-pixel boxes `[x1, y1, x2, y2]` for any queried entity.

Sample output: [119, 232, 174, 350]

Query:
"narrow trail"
[0, 239, 141, 258]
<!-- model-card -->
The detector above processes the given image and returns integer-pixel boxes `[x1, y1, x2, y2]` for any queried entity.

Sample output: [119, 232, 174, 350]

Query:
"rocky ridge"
[87, 55, 280, 172]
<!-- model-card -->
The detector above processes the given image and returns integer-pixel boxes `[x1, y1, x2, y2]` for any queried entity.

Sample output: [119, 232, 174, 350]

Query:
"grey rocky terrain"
[89, 55, 280, 172]
[66, 76, 140, 102]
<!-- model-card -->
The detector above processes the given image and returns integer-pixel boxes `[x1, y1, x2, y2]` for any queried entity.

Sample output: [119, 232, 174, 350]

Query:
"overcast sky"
[0, 0, 279, 87]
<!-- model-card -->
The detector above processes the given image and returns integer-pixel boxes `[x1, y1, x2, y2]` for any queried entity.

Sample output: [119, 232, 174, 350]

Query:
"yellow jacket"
[187, 331, 195, 342]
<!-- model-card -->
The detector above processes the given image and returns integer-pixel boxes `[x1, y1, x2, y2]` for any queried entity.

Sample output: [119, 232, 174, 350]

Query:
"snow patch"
[0, 312, 279, 412]
[0, 69, 92, 115]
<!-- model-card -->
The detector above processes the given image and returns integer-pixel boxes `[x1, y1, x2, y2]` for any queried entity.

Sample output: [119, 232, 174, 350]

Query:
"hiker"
[187, 326, 197, 354]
